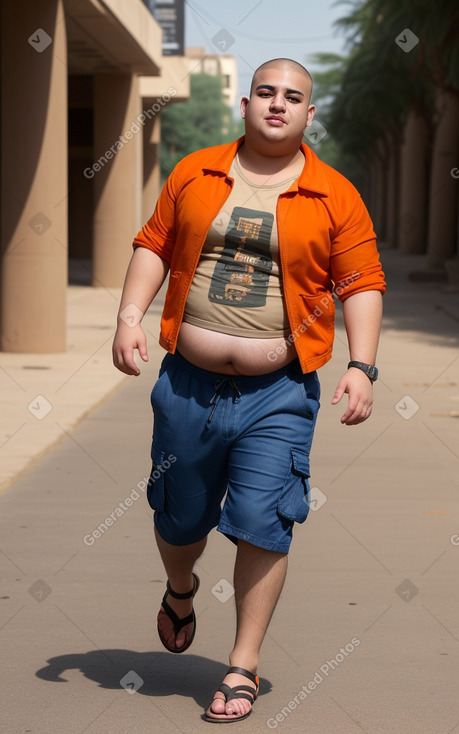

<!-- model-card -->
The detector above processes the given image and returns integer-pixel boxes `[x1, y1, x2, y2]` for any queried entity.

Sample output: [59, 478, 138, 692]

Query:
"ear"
[240, 96, 250, 119]
[305, 104, 316, 127]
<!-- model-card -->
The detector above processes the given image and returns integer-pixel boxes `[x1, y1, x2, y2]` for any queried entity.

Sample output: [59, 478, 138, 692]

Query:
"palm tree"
[310, 0, 458, 268]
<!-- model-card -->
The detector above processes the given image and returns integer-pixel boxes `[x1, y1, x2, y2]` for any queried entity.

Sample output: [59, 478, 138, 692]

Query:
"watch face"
[348, 362, 378, 381]
[368, 366, 378, 381]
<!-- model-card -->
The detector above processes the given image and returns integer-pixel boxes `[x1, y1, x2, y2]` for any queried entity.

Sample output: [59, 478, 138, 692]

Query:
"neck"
[237, 141, 304, 177]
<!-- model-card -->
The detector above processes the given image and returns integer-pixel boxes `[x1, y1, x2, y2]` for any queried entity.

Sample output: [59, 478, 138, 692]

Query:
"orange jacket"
[133, 138, 386, 373]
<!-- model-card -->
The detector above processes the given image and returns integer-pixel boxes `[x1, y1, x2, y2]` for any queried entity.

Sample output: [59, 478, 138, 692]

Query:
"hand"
[112, 322, 148, 376]
[331, 368, 374, 425]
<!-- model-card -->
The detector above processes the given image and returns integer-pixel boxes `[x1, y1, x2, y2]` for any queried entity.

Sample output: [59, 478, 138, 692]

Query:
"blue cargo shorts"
[147, 351, 320, 554]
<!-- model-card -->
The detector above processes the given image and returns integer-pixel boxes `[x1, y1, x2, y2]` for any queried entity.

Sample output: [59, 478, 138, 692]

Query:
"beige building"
[185, 47, 238, 107]
[0, 0, 190, 353]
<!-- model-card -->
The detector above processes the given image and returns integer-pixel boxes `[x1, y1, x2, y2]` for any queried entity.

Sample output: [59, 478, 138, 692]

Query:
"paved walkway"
[1, 249, 458, 733]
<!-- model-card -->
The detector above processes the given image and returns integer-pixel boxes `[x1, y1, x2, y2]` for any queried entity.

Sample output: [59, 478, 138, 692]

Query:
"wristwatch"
[347, 361, 379, 383]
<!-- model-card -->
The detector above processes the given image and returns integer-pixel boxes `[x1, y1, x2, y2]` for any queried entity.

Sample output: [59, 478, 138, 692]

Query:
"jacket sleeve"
[330, 194, 386, 301]
[132, 170, 178, 265]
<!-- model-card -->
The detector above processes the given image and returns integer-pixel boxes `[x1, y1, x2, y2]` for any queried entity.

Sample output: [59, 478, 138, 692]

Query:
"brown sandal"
[157, 572, 200, 653]
[204, 666, 260, 723]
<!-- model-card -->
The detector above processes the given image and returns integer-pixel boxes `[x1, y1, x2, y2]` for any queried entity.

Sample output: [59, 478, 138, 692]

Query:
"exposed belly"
[176, 322, 297, 375]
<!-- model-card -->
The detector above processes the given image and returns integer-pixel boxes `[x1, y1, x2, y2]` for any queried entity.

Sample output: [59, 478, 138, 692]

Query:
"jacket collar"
[201, 137, 330, 197]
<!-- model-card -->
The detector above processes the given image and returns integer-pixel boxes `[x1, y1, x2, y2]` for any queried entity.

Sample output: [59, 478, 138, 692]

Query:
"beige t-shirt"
[183, 156, 300, 338]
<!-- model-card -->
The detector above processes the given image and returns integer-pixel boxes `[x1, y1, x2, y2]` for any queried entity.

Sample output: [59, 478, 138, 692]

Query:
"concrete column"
[0, 0, 67, 352]
[427, 90, 459, 268]
[399, 111, 429, 254]
[142, 113, 161, 223]
[386, 136, 400, 248]
[92, 74, 142, 287]
[371, 143, 387, 242]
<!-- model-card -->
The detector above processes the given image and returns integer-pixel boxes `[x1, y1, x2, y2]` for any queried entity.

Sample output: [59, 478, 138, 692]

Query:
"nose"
[269, 93, 286, 112]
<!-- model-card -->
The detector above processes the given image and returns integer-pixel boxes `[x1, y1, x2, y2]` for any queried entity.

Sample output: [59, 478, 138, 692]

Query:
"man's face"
[240, 66, 315, 154]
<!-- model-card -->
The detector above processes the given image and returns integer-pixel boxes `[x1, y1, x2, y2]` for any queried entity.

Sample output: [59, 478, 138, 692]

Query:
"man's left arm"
[331, 290, 383, 426]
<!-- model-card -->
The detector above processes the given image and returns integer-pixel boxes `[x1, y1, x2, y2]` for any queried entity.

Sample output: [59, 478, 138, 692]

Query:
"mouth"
[265, 116, 286, 126]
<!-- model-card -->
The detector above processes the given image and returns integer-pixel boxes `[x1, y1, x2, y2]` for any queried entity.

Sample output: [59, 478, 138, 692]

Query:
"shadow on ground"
[337, 249, 459, 349]
[35, 650, 271, 709]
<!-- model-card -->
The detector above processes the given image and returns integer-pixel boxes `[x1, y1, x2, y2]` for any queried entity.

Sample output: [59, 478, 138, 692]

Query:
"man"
[113, 58, 385, 723]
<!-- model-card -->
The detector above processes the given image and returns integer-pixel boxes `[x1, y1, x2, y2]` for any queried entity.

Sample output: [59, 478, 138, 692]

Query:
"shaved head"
[250, 58, 313, 98]
[240, 57, 316, 157]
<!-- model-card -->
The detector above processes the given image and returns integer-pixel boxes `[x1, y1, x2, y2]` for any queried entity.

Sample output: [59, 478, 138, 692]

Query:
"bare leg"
[208, 540, 288, 719]
[155, 526, 207, 650]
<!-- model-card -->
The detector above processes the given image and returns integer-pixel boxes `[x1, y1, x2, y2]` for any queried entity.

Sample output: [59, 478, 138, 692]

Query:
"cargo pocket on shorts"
[277, 448, 311, 524]
[147, 446, 166, 511]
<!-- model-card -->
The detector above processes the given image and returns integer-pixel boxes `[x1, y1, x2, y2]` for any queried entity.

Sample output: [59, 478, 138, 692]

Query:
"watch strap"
[347, 361, 378, 382]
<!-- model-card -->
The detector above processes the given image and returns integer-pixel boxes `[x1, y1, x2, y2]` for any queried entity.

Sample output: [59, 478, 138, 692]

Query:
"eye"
[287, 96, 301, 103]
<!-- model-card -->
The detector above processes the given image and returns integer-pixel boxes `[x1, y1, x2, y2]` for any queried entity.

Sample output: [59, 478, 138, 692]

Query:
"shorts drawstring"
[207, 376, 242, 426]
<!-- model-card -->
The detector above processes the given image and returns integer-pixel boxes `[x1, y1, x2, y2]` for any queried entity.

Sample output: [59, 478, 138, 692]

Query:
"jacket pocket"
[147, 445, 166, 511]
[277, 448, 311, 524]
[293, 291, 336, 363]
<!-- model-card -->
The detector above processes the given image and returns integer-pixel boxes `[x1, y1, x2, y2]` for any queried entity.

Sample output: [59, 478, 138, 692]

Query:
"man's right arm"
[112, 247, 169, 376]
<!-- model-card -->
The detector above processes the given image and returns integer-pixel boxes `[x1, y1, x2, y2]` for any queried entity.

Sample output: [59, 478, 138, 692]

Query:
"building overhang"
[140, 56, 190, 103]
[64, 0, 162, 75]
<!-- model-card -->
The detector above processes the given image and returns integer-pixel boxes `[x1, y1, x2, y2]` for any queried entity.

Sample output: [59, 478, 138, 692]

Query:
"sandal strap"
[165, 572, 199, 600]
[217, 683, 254, 704]
[161, 597, 194, 634]
[227, 666, 258, 687]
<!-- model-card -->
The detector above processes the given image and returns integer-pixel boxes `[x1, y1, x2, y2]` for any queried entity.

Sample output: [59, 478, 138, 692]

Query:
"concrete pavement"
[1, 249, 458, 733]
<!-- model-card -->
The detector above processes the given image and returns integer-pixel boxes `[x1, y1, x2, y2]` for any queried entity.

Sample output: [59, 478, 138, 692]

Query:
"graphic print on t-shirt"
[208, 206, 274, 308]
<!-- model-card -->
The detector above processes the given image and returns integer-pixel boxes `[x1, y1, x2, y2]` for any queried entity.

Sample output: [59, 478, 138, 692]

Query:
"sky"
[184, 0, 349, 104]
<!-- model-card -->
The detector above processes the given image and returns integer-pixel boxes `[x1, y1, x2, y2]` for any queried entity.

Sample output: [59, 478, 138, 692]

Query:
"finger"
[343, 403, 372, 425]
[341, 409, 355, 424]
[113, 352, 130, 374]
[137, 334, 149, 363]
[119, 349, 141, 376]
[331, 383, 345, 405]
[341, 393, 368, 424]
[340, 394, 360, 423]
